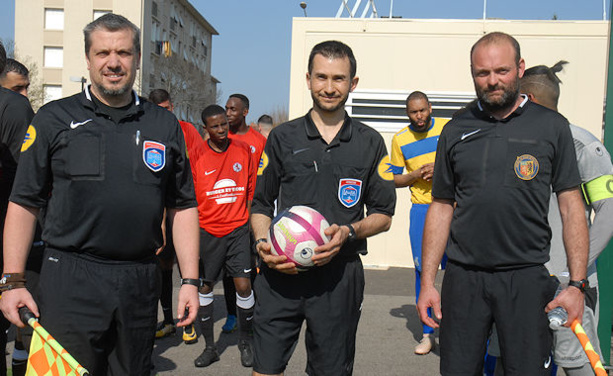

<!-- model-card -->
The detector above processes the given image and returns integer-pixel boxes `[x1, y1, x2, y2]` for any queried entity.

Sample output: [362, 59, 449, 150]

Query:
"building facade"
[15, 0, 218, 123]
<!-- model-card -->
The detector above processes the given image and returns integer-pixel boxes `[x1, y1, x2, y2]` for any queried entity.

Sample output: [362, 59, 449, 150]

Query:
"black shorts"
[440, 261, 558, 376]
[200, 223, 251, 284]
[253, 255, 365, 376]
[37, 249, 161, 376]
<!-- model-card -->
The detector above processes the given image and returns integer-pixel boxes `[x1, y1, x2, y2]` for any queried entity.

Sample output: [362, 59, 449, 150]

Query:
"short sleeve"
[389, 134, 405, 175]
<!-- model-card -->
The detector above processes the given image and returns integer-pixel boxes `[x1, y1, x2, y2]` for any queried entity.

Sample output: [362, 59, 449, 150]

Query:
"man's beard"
[476, 76, 520, 113]
[311, 91, 349, 113]
[97, 82, 131, 97]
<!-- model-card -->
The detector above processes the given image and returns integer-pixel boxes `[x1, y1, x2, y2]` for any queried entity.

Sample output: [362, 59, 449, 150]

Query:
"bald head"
[520, 60, 568, 111]
[470, 32, 521, 67]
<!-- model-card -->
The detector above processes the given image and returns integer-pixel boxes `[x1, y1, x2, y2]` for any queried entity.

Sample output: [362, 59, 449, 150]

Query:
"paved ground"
[5, 267, 612, 375]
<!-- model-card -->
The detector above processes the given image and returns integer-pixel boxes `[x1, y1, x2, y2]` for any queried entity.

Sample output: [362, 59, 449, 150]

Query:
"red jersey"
[193, 139, 254, 237]
[179, 120, 206, 177]
[229, 127, 266, 180]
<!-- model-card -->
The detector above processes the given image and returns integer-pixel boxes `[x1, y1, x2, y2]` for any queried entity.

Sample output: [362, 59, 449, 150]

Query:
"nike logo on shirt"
[292, 148, 309, 155]
[461, 129, 481, 140]
[205, 170, 216, 176]
[70, 119, 93, 129]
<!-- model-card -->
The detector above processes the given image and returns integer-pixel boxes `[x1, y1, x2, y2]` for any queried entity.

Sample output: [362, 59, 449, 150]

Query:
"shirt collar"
[476, 94, 529, 121]
[81, 85, 142, 118]
[305, 109, 353, 142]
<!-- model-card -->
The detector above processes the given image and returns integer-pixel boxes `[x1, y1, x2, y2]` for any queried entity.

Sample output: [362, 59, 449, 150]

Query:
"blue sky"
[0, 0, 610, 123]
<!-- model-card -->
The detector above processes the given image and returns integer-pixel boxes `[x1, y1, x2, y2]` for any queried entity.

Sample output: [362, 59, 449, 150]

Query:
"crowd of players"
[0, 11, 609, 376]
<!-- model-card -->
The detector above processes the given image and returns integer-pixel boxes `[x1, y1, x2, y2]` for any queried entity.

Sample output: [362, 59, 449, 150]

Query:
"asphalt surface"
[150, 267, 443, 375]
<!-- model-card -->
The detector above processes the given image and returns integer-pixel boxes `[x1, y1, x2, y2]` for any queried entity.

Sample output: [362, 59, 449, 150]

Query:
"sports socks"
[198, 292, 215, 347]
[236, 291, 255, 340]
[160, 269, 174, 324]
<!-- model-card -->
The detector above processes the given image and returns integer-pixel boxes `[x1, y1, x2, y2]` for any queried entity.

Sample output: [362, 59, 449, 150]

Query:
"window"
[45, 9, 64, 30]
[93, 10, 110, 20]
[43, 85, 62, 104]
[44, 47, 63, 68]
[152, 1, 158, 17]
[170, 17, 177, 31]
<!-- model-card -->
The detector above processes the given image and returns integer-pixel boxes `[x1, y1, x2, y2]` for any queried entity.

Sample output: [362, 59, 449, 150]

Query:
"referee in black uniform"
[251, 40, 396, 376]
[0, 14, 200, 375]
[417, 32, 588, 375]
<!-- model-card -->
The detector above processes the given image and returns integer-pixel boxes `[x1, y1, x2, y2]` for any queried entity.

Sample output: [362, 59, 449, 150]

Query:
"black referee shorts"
[253, 255, 365, 376]
[440, 261, 558, 376]
[37, 248, 161, 376]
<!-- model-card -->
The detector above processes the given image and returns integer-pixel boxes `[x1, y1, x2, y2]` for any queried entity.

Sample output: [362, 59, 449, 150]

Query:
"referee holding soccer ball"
[250, 40, 396, 376]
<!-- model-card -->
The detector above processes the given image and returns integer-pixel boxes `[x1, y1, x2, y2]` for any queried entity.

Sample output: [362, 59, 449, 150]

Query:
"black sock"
[11, 339, 27, 376]
[161, 269, 174, 324]
[237, 305, 254, 341]
[198, 304, 215, 348]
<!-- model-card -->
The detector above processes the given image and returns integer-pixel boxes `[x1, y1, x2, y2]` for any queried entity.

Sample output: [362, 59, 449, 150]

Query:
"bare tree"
[269, 104, 289, 126]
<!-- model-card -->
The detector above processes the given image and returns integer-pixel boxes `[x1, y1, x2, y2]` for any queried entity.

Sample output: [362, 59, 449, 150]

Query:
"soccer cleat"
[221, 314, 237, 333]
[194, 346, 220, 367]
[155, 323, 176, 339]
[183, 324, 198, 345]
[414, 335, 435, 355]
[238, 339, 254, 367]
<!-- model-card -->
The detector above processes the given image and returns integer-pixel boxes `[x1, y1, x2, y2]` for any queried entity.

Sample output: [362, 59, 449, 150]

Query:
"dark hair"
[0, 41, 6, 73]
[84, 13, 140, 55]
[521, 60, 568, 106]
[201, 104, 226, 125]
[148, 88, 171, 105]
[471, 32, 521, 66]
[229, 93, 249, 110]
[308, 40, 357, 79]
[258, 114, 273, 125]
[1, 58, 29, 79]
[406, 91, 429, 104]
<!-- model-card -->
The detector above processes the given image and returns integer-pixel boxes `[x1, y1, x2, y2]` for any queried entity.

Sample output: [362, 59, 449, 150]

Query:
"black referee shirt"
[252, 110, 396, 257]
[432, 97, 580, 269]
[10, 87, 197, 261]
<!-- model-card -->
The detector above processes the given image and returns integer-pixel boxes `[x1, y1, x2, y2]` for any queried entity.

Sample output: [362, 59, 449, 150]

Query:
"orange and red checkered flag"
[19, 308, 90, 376]
[570, 319, 607, 376]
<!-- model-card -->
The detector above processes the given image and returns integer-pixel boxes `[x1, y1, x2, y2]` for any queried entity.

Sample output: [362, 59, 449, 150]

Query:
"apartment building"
[15, 0, 218, 123]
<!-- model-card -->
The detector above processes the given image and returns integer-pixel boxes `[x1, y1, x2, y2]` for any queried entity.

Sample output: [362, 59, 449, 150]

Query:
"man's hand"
[545, 286, 585, 327]
[312, 224, 346, 267]
[0, 288, 38, 328]
[416, 285, 442, 329]
[176, 284, 199, 327]
[256, 240, 298, 275]
[419, 162, 435, 182]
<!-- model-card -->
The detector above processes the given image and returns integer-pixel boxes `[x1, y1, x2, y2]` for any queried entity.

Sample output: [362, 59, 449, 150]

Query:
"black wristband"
[180, 278, 201, 288]
[569, 279, 589, 293]
[345, 224, 357, 241]
[255, 238, 268, 247]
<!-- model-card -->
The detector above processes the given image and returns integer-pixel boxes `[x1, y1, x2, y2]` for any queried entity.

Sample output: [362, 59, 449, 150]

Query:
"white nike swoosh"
[204, 170, 216, 175]
[292, 148, 309, 155]
[70, 119, 93, 129]
[544, 356, 551, 368]
[246, 316, 253, 321]
[461, 129, 481, 140]
[201, 316, 211, 322]
[243, 268, 252, 273]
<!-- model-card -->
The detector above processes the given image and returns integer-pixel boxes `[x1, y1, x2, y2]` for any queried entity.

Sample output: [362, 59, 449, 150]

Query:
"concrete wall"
[289, 18, 609, 268]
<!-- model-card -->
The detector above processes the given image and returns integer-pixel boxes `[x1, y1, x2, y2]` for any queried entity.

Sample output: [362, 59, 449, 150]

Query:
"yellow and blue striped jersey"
[390, 118, 448, 204]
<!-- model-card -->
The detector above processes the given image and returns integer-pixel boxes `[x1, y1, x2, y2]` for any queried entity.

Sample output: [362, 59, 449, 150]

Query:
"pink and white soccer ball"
[268, 206, 331, 270]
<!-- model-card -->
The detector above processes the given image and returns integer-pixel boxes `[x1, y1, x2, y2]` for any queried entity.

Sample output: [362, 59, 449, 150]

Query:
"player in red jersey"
[192, 104, 255, 368]
[148, 89, 206, 343]
[222, 94, 266, 333]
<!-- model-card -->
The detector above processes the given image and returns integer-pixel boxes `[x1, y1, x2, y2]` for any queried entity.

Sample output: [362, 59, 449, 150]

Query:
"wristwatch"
[180, 278, 202, 288]
[255, 238, 268, 247]
[568, 278, 589, 293]
[345, 224, 357, 241]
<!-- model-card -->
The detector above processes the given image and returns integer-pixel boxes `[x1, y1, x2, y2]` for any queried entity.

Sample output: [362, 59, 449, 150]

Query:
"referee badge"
[338, 178, 362, 208]
[258, 152, 269, 176]
[143, 141, 166, 172]
[514, 154, 539, 180]
[378, 155, 395, 181]
[21, 125, 36, 152]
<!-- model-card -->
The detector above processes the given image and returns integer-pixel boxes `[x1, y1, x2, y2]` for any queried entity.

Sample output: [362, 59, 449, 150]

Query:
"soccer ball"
[268, 206, 331, 270]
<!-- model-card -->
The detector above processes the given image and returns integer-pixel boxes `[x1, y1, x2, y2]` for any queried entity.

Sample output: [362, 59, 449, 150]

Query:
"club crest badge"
[338, 178, 362, 208]
[143, 141, 166, 172]
[514, 154, 539, 180]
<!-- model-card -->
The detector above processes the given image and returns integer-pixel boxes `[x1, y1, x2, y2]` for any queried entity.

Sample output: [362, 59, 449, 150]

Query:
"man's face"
[204, 114, 229, 144]
[225, 97, 247, 127]
[307, 54, 358, 113]
[1, 71, 30, 97]
[471, 41, 525, 112]
[157, 100, 173, 112]
[86, 28, 140, 102]
[406, 98, 432, 131]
